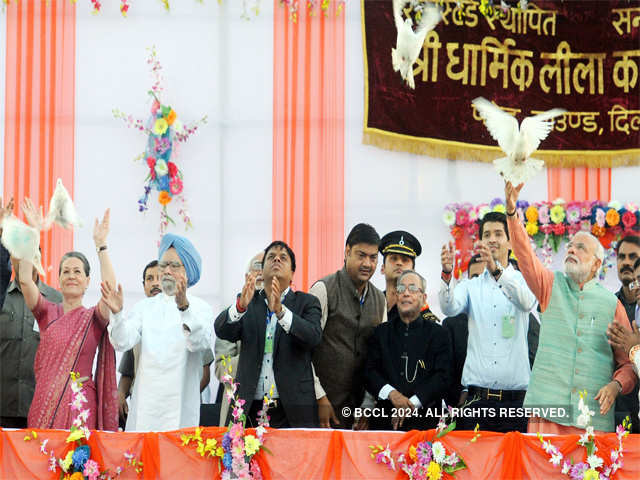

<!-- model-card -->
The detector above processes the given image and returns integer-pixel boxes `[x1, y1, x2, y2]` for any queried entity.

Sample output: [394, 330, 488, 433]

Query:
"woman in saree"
[18, 199, 118, 430]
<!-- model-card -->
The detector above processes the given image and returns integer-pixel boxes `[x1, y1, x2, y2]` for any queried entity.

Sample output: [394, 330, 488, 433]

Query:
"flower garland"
[23, 372, 143, 480]
[537, 391, 631, 480]
[369, 406, 472, 480]
[113, 47, 207, 240]
[180, 356, 272, 479]
[442, 199, 639, 279]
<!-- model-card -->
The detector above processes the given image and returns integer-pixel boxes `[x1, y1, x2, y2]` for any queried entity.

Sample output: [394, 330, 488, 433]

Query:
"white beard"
[564, 257, 592, 285]
[161, 277, 177, 296]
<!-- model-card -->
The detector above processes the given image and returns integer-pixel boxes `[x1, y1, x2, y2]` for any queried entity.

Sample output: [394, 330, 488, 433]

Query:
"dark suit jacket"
[365, 314, 451, 429]
[214, 289, 322, 427]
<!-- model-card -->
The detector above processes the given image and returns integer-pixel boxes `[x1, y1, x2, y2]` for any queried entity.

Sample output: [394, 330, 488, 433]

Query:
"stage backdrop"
[361, 0, 640, 167]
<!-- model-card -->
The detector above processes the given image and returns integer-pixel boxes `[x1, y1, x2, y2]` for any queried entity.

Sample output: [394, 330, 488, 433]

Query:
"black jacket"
[215, 289, 322, 427]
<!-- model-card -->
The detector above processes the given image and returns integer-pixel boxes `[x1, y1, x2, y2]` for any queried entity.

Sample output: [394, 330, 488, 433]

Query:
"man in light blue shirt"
[438, 212, 536, 432]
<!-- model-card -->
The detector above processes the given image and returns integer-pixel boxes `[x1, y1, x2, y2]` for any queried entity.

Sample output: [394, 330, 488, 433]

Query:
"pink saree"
[27, 295, 118, 430]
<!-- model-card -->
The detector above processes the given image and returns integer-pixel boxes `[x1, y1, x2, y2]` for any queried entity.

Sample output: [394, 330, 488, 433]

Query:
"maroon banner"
[362, 0, 640, 167]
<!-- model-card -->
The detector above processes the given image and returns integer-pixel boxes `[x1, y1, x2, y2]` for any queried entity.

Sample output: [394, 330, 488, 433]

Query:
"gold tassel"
[362, 128, 640, 168]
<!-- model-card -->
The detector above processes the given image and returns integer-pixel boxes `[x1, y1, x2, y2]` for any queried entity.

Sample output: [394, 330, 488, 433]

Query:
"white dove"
[1, 216, 45, 275]
[472, 97, 566, 185]
[392, 0, 441, 89]
[44, 178, 82, 230]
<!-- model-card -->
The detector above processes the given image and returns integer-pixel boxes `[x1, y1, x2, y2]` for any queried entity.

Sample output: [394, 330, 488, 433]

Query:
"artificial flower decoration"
[538, 391, 631, 480]
[113, 47, 207, 239]
[24, 372, 143, 479]
[369, 405, 467, 480]
[443, 199, 639, 278]
[180, 356, 272, 478]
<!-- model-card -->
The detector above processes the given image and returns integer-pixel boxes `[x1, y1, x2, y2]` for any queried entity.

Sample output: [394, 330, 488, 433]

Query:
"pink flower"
[538, 205, 550, 224]
[566, 206, 581, 224]
[595, 208, 606, 227]
[622, 211, 637, 228]
[83, 459, 100, 480]
[567, 224, 581, 235]
[229, 422, 244, 439]
[169, 177, 183, 195]
[552, 224, 565, 236]
[151, 100, 161, 115]
[580, 219, 591, 232]
[540, 225, 553, 234]
[456, 209, 470, 226]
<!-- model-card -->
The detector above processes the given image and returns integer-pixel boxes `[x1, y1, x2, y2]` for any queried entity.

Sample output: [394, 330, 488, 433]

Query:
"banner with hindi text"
[362, 0, 640, 167]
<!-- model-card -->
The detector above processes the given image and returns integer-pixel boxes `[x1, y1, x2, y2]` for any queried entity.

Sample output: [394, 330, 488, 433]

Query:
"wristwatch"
[492, 264, 503, 277]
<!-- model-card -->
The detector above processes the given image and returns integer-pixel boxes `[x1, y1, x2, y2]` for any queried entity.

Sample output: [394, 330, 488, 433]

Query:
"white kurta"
[108, 292, 213, 431]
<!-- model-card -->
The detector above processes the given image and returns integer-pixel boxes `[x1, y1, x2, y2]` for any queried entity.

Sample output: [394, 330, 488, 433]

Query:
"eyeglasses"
[158, 261, 184, 271]
[251, 261, 263, 271]
[630, 280, 640, 291]
[396, 284, 423, 294]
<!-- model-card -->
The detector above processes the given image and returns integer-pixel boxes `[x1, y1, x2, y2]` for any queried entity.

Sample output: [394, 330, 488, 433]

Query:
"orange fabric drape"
[272, 2, 345, 291]
[547, 168, 612, 202]
[3, 0, 75, 286]
[1, 428, 638, 479]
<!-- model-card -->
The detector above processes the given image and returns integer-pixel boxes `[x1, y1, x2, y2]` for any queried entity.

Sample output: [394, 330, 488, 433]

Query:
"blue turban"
[158, 234, 202, 287]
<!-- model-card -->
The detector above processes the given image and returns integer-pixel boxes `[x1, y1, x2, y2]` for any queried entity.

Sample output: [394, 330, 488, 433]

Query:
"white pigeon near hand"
[392, 0, 441, 89]
[44, 178, 82, 230]
[1, 216, 45, 275]
[472, 97, 566, 185]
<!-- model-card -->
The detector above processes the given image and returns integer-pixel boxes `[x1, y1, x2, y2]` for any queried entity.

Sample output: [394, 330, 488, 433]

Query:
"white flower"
[550, 453, 562, 466]
[431, 441, 446, 463]
[443, 210, 456, 227]
[561, 461, 571, 474]
[587, 454, 603, 469]
[172, 119, 184, 134]
[610, 450, 619, 461]
[578, 432, 590, 445]
[576, 414, 589, 428]
[586, 426, 594, 437]
[552, 197, 566, 205]
[608, 200, 622, 210]
[155, 159, 169, 176]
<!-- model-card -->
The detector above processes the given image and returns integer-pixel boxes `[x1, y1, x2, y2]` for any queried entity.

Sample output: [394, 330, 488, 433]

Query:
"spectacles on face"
[630, 280, 640, 291]
[158, 261, 184, 271]
[396, 284, 423, 294]
[251, 261, 263, 271]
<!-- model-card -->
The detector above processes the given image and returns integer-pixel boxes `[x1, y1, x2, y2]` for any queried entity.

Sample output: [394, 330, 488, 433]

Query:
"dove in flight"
[1, 216, 45, 275]
[44, 178, 83, 230]
[391, 0, 441, 89]
[472, 97, 566, 184]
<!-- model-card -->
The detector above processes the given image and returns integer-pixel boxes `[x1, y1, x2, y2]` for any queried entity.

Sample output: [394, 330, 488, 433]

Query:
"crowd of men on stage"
[1, 182, 639, 434]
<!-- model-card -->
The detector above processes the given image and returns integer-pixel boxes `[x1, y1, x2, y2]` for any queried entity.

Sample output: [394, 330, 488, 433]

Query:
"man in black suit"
[215, 241, 322, 428]
[366, 270, 451, 431]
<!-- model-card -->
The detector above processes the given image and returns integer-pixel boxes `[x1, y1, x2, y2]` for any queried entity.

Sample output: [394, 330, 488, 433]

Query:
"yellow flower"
[194, 426, 203, 441]
[70, 473, 84, 480]
[525, 206, 538, 223]
[493, 204, 506, 213]
[583, 469, 599, 480]
[215, 446, 225, 458]
[244, 435, 261, 456]
[180, 434, 193, 446]
[408, 445, 417, 462]
[525, 222, 539, 236]
[204, 438, 218, 456]
[196, 441, 206, 457]
[65, 428, 85, 443]
[427, 460, 442, 480]
[550, 205, 565, 224]
[61, 450, 74, 471]
[153, 117, 169, 135]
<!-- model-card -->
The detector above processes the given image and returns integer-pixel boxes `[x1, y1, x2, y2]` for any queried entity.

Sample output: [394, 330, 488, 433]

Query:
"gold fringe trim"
[363, 128, 640, 168]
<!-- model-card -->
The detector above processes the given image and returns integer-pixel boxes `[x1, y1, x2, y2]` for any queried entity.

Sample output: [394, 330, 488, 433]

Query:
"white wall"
[74, 0, 274, 398]
[344, 1, 638, 317]
[75, 0, 273, 310]
[0, 13, 6, 191]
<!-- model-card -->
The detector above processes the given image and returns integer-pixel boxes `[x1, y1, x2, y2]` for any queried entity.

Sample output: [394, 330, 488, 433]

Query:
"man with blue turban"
[105, 234, 213, 431]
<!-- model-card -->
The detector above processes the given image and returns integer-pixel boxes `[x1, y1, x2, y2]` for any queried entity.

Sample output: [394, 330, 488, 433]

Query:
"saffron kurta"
[108, 292, 213, 431]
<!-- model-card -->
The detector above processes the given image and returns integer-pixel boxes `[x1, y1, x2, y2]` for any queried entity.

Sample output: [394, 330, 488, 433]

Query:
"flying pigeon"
[392, 0, 441, 89]
[1, 216, 44, 275]
[472, 97, 566, 184]
[44, 178, 82, 230]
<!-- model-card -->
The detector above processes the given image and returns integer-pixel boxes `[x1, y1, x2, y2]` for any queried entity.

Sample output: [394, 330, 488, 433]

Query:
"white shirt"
[108, 292, 213, 431]
[438, 264, 536, 391]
